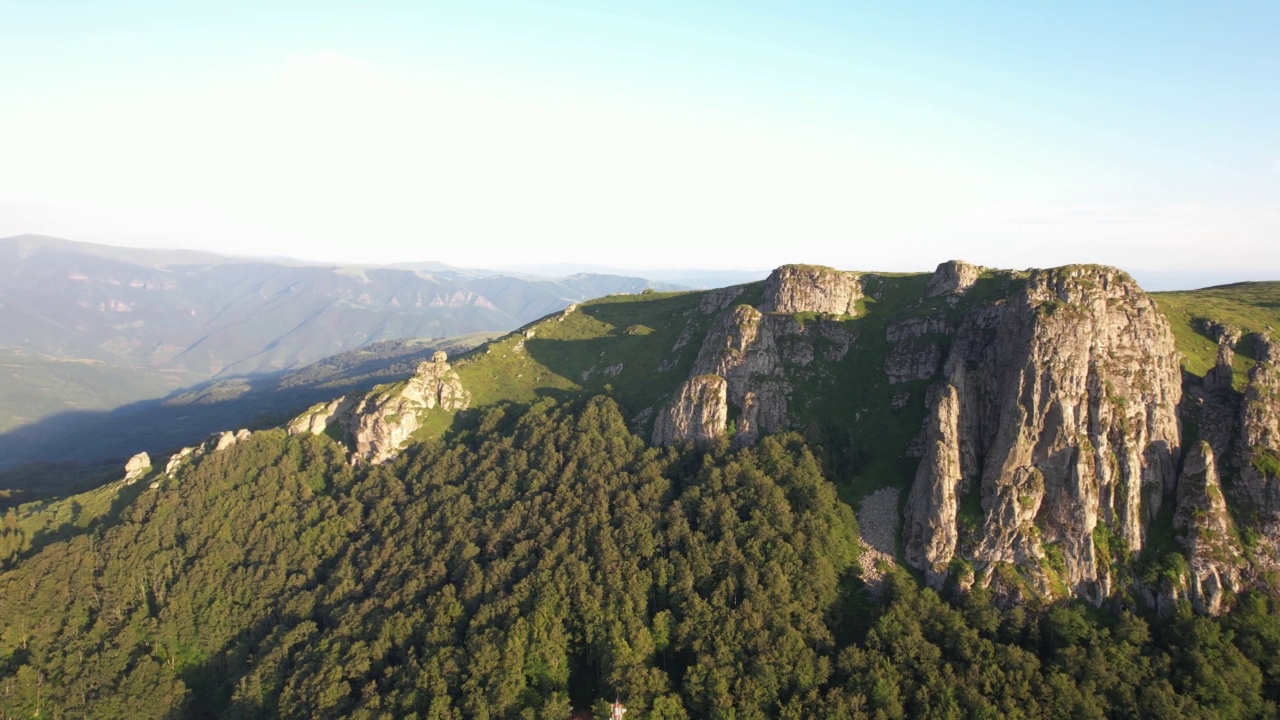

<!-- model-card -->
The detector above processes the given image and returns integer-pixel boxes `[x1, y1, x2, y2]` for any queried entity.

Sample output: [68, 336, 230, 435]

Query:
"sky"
[1, 1, 1277, 285]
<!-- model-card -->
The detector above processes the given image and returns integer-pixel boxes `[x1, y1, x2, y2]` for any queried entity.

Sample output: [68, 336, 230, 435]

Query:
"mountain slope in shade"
[0, 334, 495, 481]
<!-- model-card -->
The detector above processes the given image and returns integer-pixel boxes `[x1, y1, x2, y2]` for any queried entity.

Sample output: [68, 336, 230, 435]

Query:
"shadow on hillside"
[520, 301, 699, 421]
[2, 477, 150, 569]
[0, 339, 479, 499]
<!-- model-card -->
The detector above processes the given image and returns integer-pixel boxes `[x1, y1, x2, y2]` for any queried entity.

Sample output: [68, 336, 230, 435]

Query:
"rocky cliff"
[289, 351, 470, 465]
[1173, 441, 1244, 614]
[759, 264, 863, 315]
[652, 265, 858, 447]
[904, 265, 1183, 603]
[1181, 331, 1280, 582]
[648, 260, 1276, 614]
[1236, 339, 1280, 521]
[651, 375, 729, 446]
[927, 260, 983, 298]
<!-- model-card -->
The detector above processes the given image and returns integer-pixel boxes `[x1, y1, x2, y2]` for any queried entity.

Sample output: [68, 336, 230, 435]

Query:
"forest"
[3, 396, 1280, 718]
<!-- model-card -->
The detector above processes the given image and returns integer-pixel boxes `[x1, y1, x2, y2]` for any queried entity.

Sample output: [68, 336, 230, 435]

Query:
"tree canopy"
[2, 396, 1280, 718]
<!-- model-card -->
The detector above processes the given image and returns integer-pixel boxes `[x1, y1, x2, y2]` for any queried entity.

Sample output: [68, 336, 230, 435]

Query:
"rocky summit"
[902, 265, 1183, 606]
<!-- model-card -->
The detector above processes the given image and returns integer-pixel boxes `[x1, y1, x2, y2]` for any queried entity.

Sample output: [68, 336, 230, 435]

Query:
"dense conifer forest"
[3, 396, 1280, 718]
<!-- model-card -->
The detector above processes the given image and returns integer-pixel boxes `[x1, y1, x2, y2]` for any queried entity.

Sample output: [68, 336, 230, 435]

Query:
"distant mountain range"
[0, 234, 686, 377]
[0, 234, 685, 464]
[489, 262, 768, 290]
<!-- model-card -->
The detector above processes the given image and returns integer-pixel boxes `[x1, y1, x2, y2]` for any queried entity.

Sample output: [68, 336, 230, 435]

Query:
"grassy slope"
[790, 270, 1024, 502]
[1, 469, 145, 566]
[403, 271, 1025, 505]
[1154, 282, 1280, 386]
[786, 273, 936, 501]
[448, 289, 721, 433]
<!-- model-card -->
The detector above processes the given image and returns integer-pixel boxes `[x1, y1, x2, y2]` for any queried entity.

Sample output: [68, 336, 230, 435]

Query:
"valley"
[0, 234, 695, 470]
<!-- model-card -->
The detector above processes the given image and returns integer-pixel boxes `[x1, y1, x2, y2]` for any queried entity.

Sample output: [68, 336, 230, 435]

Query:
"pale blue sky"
[2, 1, 1277, 283]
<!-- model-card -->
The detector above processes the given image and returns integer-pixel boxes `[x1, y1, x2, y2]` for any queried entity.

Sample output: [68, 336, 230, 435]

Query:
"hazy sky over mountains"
[1, 1, 1277, 279]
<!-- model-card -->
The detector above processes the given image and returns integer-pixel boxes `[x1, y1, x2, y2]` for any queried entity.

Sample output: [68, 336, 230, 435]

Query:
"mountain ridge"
[6, 259, 1280, 718]
[263, 259, 1280, 615]
[0, 233, 686, 378]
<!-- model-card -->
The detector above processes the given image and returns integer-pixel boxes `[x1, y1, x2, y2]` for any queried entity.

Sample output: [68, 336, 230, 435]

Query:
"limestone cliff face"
[1236, 338, 1280, 520]
[1203, 328, 1239, 395]
[760, 265, 862, 315]
[650, 260, 870, 445]
[927, 260, 983, 298]
[652, 265, 860, 447]
[289, 351, 469, 465]
[693, 305, 771, 379]
[1187, 335, 1280, 585]
[903, 265, 1183, 603]
[1175, 442, 1244, 615]
[288, 397, 358, 437]
[1181, 331, 1280, 589]
[688, 305, 793, 444]
[884, 314, 950, 385]
[651, 375, 728, 446]
[347, 352, 470, 465]
[903, 384, 963, 587]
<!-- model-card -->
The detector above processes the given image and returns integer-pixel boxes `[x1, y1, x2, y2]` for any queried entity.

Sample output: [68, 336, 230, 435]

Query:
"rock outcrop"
[884, 316, 949, 385]
[693, 305, 770, 378]
[903, 265, 1183, 603]
[288, 352, 470, 465]
[144, 428, 254, 489]
[1235, 338, 1280, 519]
[1203, 331, 1239, 394]
[1179, 331, 1280, 575]
[653, 265, 866, 447]
[123, 452, 151, 484]
[288, 397, 357, 436]
[652, 375, 728, 446]
[699, 285, 746, 314]
[885, 343, 943, 385]
[1175, 441, 1244, 615]
[346, 353, 470, 465]
[927, 260, 983, 298]
[688, 305, 792, 444]
[904, 384, 964, 586]
[213, 429, 251, 452]
[760, 265, 862, 315]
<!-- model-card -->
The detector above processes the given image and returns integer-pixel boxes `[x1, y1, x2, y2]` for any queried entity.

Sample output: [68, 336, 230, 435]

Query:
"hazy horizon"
[6, 231, 1276, 293]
